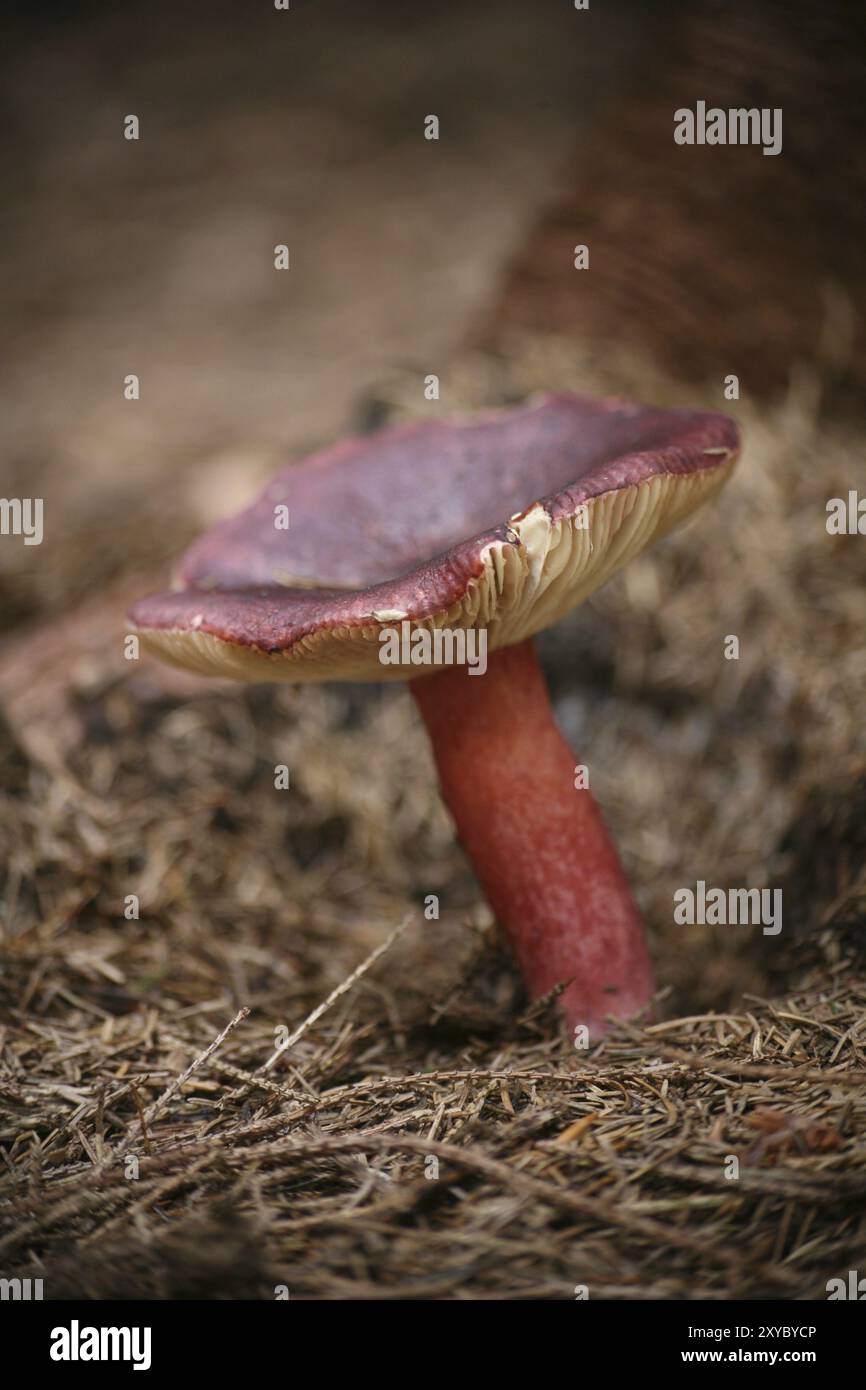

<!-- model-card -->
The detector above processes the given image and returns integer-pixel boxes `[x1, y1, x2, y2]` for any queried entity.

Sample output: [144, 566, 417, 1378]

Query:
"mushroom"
[129, 394, 739, 1038]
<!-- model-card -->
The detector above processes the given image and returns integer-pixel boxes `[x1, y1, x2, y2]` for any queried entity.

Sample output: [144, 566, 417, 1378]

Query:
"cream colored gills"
[483, 460, 736, 651]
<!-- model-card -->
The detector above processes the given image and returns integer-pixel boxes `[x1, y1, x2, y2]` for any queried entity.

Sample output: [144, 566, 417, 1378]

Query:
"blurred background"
[1, 0, 642, 624]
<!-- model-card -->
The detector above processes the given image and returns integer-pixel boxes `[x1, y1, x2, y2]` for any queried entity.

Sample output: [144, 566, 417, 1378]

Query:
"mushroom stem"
[410, 638, 655, 1039]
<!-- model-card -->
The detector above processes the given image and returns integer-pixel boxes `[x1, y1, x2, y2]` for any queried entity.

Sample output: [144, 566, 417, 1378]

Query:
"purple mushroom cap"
[129, 394, 739, 680]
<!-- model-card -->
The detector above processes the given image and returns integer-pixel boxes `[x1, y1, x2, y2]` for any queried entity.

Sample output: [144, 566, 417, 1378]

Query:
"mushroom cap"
[129, 394, 739, 682]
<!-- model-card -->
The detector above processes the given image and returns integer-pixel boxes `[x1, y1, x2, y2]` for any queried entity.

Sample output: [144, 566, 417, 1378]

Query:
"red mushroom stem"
[410, 638, 655, 1039]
